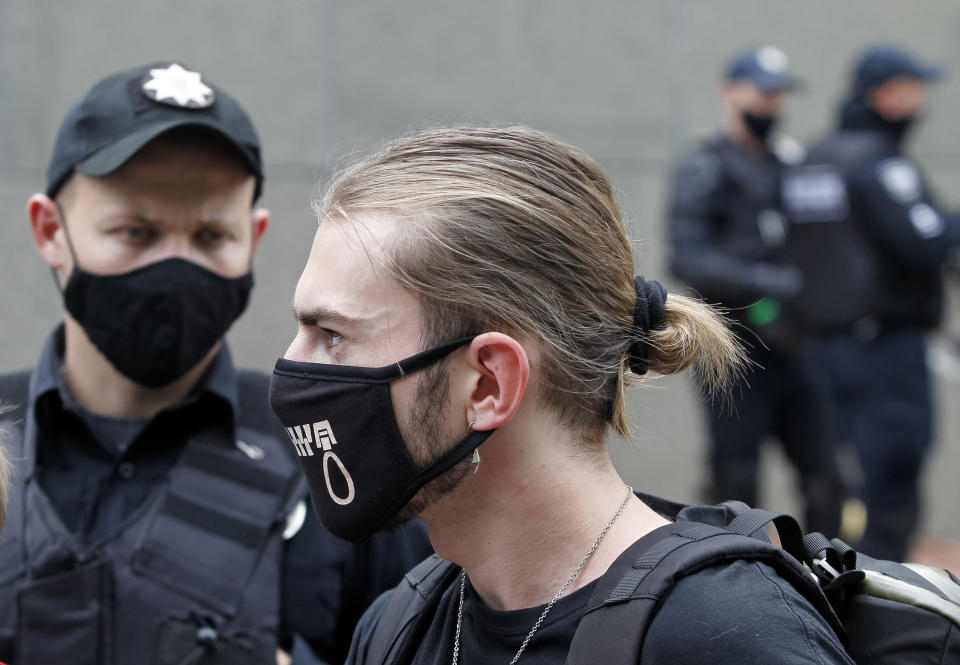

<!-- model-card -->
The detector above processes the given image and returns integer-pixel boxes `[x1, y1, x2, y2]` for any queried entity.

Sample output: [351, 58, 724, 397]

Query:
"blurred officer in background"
[782, 45, 960, 561]
[0, 63, 430, 665]
[667, 46, 845, 535]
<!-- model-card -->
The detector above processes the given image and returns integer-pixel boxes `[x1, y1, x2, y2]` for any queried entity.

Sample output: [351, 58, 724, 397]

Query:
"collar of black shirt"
[31, 324, 241, 439]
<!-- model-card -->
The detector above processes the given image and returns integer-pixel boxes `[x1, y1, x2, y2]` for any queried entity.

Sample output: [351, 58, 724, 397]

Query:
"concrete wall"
[2, 0, 958, 536]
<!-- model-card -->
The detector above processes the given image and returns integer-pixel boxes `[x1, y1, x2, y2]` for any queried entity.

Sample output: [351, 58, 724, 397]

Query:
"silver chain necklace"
[451, 485, 634, 665]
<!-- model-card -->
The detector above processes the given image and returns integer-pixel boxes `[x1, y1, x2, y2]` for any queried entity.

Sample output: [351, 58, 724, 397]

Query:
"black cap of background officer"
[725, 45, 799, 94]
[852, 44, 942, 96]
[46, 62, 263, 201]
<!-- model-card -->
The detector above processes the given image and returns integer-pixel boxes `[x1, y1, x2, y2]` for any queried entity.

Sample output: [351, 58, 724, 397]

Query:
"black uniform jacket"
[0, 327, 432, 664]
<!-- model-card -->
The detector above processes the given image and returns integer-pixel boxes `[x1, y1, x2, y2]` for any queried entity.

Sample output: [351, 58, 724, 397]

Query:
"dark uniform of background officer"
[783, 45, 960, 561]
[667, 46, 845, 535]
[0, 63, 430, 665]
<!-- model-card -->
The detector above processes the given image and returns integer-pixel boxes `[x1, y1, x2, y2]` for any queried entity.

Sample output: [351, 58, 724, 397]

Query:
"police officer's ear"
[720, 81, 742, 105]
[460, 332, 530, 433]
[27, 192, 70, 272]
[250, 206, 269, 255]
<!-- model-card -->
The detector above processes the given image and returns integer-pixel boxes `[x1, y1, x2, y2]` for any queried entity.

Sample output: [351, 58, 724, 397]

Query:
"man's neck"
[61, 316, 218, 419]
[421, 417, 671, 611]
[725, 126, 767, 154]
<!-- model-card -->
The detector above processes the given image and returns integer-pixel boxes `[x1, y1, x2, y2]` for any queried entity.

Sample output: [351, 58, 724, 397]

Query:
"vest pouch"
[781, 164, 876, 333]
[132, 440, 291, 616]
[152, 613, 268, 665]
[16, 558, 114, 665]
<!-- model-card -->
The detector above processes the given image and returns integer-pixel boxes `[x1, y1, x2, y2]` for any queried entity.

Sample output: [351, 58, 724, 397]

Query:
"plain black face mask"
[881, 113, 919, 144]
[63, 257, 253, 387]
[269, 337, 494, 543]
[742, 111, 779, 143]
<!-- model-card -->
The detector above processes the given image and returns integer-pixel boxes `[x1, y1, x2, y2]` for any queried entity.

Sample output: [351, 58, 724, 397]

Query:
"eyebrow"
[135, 215, 234, 226]
[293, 305, 364, 329]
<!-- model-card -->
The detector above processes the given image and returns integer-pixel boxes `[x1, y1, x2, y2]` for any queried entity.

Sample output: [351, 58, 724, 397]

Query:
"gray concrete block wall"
[2, 0, 958, 537]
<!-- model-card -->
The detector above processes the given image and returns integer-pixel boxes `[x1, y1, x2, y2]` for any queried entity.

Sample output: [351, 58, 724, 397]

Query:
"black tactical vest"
[708, 137, 790, 274]
[0, 370, 305, 665]
[782, 130, 943, 333]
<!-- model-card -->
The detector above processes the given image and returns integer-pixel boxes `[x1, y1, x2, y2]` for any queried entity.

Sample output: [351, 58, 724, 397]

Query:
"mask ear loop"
[50, 201, 81, 292]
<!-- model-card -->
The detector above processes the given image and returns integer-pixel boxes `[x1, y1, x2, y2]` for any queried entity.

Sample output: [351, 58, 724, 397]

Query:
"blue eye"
[324, 329, 344, 347]
[196, 228, 227, 244]
[121, 226, 157, 243]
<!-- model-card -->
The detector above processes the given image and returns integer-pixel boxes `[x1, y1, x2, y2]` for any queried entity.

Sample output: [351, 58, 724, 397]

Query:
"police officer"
[782, 45, 960, 561]
[667, 47, 845, 535]
[0, 63, 431, 664]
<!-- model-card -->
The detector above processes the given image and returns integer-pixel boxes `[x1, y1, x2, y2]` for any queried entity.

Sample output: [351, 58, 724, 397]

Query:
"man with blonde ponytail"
[269, 126, 852, 664]
[0, 418, 9, 535]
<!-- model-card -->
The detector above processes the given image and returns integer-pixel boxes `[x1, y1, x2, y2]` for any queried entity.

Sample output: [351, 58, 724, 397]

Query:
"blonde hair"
[316, 126, 744, 438]
[0, 412, 11, 532]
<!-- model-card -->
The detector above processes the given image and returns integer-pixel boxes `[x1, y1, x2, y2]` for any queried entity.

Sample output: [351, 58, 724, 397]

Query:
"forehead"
[63, 143, 255, 214]
[726, 81, 784, 104]
[295, 213, 425, 351]
[113, 140, 251, 191]
[887, 77, 929, 95]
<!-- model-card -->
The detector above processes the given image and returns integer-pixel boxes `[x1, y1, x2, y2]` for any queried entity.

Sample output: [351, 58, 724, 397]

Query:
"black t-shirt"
[346, 559, 854, 665]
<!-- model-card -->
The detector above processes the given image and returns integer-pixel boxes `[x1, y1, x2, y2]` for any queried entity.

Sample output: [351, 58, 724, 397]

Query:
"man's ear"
[462, 332, 530, 431]
[250, 207, 269, 254]
[27, 193, 69, 270]
[720, 81, 738, 104]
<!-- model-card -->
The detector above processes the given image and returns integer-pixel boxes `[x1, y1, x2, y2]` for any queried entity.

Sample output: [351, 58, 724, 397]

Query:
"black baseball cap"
[853, 45, 943, 93]
[46, 62, 263, 200]
[725, 46, 798, 93]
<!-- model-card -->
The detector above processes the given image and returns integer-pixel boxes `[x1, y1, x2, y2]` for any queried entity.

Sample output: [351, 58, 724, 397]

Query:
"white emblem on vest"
[236, 439, 265, 460]
[285, 421, 356, 505]
[782, 166, 849, 223]
[878, 158, 921, 204]
[908, 203, 945, 239]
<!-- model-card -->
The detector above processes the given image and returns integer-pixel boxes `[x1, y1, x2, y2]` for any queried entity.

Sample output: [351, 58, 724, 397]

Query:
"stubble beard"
[386, 359, 472, 530]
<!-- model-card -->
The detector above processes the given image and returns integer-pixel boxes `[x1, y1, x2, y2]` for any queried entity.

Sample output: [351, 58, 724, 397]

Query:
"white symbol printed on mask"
[285, 421, 356, 505]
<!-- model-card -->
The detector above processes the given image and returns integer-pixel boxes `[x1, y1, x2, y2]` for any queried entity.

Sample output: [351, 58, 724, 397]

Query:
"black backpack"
[364, 495, 960, 665]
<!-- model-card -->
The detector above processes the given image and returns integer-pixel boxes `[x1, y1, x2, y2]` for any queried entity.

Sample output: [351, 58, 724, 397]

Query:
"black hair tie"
[629, 276, 668, 375]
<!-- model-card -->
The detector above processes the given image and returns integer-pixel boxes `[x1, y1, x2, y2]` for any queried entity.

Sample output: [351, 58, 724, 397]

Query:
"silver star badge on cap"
[756, 46, 788, 74]
[142, 63, 214, 109]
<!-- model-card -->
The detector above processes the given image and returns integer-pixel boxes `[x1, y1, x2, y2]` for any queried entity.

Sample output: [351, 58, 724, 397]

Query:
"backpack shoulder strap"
[365, 554, 460, 665]
[566, 519, 839, 665]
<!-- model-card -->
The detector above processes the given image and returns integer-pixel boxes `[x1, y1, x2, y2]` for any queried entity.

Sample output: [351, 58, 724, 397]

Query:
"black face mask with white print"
[269, 337, 494, 543]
